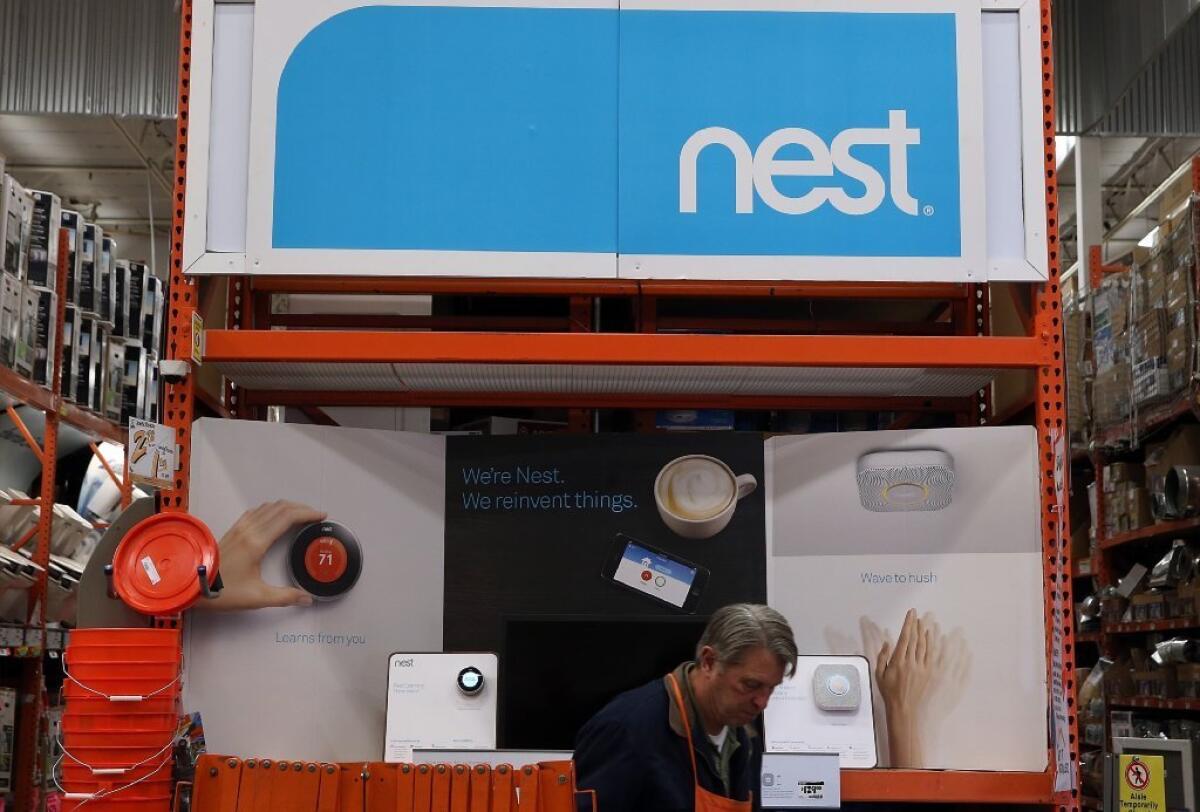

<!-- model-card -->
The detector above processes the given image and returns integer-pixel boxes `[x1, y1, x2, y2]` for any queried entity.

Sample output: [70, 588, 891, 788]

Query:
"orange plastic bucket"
[62, 713, 178, 733]
[68, 629, 180, 647]
[61, 762, 171, 789]
[111, 513, 219, 616]
[63, 694, 178, 715]
[65, 731, 177, 749]
[64, 679, 180, 702]
[66, 644, 181, 665]
[67, 661, 181, 682]
[63, 801, 172, 812]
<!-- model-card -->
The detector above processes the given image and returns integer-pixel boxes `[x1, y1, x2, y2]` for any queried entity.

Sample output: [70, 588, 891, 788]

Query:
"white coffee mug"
[654, 454, 757, 540]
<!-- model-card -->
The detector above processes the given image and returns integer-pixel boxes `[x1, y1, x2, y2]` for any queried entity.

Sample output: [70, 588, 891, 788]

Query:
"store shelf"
[0, 364, 125, 446]
[1109, 696, 1200, 711]
[840, 769, 1052, 804]
[1076, 630, 1101, 643]
[1073, 558, 1093, 578]
[206, 331, 1045, 406]
[1105, 617, 1200, 634]
[1093, 394, 1197, 449]
[1099, 516, 1200, 550]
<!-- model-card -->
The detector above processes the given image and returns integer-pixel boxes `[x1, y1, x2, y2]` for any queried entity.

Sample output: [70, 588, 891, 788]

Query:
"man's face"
[698, 645, 787, 728]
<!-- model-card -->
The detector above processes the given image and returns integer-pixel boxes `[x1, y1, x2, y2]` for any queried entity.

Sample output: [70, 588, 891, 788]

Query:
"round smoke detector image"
[855, 449, 956, 512]
[289, 521, 363, 600]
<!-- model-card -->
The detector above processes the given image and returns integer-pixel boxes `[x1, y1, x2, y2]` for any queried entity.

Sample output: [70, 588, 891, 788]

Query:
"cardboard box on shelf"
[1105, 462, 1145, 489]
[1144, 255, 1169, 310]
[100, 333, 124, 421]
[1133, 309, 1167, 361]
[0, 686, 13, 793]
[74, 314, 98, 407]
[60, 303, 79, 400]
[1167, 323, 1193, 390]
[90, 322, 108, 412]
[78, 222, 101, 316]
[1093, 362, 1132, 427]
[0, 274, 19, 368]
[1159, 172, 1196, 220]
[0, 175, 27, 280]
[1134, 357, 1171, 405]
[98, 236, 116, 325]
[1126, 485, 1154, 529]
[1166, 266, 1194, 309]
[60, 209, 83, 305]
[24, 190, 61, 290]
[1146, 425, 1200, 485]
[25, 287, 56, 387]
[124, 261, 148, 341]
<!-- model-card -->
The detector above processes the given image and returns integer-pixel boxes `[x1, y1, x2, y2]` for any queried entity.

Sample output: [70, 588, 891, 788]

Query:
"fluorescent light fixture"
[856, 449, 956, 512]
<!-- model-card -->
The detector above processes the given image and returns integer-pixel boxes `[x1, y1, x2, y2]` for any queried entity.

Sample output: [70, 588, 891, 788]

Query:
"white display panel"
[182, 0, 1050, 283]
[764, 656, 878, 769]
[384, 652, 499, 763]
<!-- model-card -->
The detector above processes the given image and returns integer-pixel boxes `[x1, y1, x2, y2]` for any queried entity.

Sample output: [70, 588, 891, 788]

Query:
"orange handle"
[449, 764, 471, 812]
[431, 764, 452, 810]
[234, 759, 264, 812]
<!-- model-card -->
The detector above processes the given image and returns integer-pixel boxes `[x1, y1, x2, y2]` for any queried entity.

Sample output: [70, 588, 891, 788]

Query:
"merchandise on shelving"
[78, 222, 101, 317]
[60, 209, 82, 305]
[25, 190, 60, 291]
[0, 175, 28, 280]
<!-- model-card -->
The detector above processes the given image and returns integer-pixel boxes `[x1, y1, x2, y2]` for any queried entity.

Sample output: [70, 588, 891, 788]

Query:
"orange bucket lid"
[112, 513, 219, 616]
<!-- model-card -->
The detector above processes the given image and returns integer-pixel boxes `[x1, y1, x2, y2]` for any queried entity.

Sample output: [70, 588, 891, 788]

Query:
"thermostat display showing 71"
[127, 418, 176, 490]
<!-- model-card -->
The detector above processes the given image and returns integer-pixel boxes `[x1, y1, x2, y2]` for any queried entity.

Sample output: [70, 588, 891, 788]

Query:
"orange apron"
[666, 673, 754, 812]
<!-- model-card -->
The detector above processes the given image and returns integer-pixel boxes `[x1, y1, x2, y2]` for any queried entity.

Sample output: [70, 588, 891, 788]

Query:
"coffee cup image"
[654, 455, 757, 539]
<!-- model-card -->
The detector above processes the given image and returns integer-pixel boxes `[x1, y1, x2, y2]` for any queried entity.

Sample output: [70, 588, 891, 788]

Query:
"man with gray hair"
[574, 604, 798, 811]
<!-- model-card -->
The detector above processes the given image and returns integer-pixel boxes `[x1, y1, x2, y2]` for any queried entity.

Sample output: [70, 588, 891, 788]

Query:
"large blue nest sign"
[243, 1, 989, 280]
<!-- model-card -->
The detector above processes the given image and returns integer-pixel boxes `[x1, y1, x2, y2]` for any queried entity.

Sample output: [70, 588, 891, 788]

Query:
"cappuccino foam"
[659, 458, 735, 520]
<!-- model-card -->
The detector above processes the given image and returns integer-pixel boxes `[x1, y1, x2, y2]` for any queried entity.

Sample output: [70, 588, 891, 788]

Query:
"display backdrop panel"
[766, 426, 1049, 772]
[443, 434, 768, 654]
[183, 0, 1048, 282]
[185, 419, 446, 761]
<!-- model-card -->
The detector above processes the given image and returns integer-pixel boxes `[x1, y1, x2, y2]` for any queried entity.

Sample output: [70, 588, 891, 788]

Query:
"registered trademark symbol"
[923, 205, 935, 216]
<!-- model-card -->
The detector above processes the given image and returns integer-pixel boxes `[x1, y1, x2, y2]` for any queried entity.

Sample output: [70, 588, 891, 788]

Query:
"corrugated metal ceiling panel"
[0, 0, 179, 117]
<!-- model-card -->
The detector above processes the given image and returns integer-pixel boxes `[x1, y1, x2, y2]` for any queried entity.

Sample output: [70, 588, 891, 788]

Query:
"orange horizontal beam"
[245, 390, 974, 411]
[251, 276, 968, 300]
[841, 769, 1053, 804]
[205, 331, 1047, 369]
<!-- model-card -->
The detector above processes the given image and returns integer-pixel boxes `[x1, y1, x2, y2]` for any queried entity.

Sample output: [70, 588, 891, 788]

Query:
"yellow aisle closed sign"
[1118, 754, 1165, 811]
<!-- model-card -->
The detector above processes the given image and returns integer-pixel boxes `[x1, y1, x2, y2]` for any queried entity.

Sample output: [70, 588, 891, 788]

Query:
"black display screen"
[500, 615, 709, 750]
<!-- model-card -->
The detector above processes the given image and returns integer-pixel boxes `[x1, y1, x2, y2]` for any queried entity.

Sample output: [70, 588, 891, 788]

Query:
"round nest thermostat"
[457, 666, 485, 696]
[289, 521, 363, 601]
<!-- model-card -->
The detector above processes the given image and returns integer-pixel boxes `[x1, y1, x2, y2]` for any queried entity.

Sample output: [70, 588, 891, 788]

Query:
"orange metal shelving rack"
[149, 0, 1078, 808]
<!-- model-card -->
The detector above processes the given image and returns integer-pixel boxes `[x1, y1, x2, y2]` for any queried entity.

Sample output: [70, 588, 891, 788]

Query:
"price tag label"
[128, 418, 177, 490]
[191, 311, 204, 366]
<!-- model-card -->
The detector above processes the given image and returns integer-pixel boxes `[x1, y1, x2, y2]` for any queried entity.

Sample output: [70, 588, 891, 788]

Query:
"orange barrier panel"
[193, 755, 242, 812]
[317, 764, 340, 812]
[366, 762, 397, 812]
[397, 763, 416, 811]
[491, 765, 514, 812]
[192, 757, 580, 812]
[468, 765, 491, 812]
[449, 764, 470, 812]
[340, 764, 366, 812]
[516, 766, 539, 812]
[274, 761, 321, 809]
[413, 764, 433, 812]
[431, 764, 452, 810]
[536, 762, 574, 811]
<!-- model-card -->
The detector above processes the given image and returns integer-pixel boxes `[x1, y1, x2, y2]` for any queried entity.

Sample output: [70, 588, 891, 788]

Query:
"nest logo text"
[679, 111, 921, 217]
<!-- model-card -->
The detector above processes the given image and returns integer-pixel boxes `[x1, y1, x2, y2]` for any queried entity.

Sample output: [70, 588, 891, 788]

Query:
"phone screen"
[611, 539, 697, 608]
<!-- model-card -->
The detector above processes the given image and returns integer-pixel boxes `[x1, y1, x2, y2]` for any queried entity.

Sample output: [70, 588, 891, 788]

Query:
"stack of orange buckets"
[58, 628, 181, 811]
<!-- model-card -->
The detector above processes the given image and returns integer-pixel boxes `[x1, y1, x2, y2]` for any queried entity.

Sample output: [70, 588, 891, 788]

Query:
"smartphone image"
[601, 533, 709, 613]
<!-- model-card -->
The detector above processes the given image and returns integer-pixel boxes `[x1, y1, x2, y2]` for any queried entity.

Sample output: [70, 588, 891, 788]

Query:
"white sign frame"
[181, 0, 1050, 283]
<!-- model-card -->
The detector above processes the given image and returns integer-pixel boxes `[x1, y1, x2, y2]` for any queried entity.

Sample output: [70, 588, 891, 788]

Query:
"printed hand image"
[194, 500, 326, 612]
[827, 608, 971, 768]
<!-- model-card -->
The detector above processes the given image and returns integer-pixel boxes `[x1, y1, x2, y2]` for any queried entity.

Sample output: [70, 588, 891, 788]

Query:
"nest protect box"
[385, 652, 498, 763]
[856, 449, 955, 512]
[289, 521, 363, 600]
